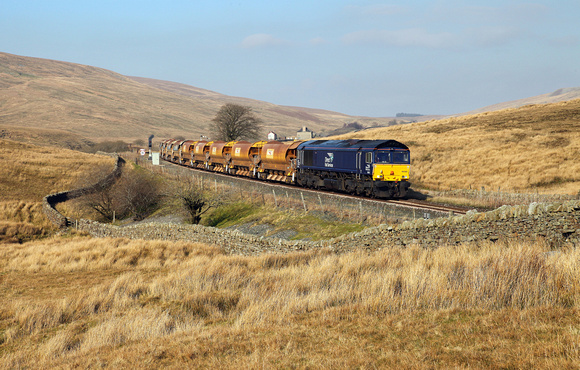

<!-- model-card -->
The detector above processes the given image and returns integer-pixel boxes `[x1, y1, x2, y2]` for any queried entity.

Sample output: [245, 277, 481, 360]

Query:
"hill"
[0, 52, 403, 143]
[1, 138, 579, 368]
[459, 87, 580, 116]
[334, 99, 580, 195]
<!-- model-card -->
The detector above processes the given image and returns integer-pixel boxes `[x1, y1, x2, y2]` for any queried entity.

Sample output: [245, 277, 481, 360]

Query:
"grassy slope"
[334, 99, 580, 195]
[0, 139, 115, 202]
[0, 238, 578, 368]
[0, 138, 114, 242]
[0, 52, 400, 142]
[0, 139, 579, 368]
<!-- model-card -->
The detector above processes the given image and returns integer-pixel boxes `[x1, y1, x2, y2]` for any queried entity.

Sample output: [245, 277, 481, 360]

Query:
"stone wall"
[71, 200, 580, 255]
[44, 154, 579, 255]
[42, 154, 125, 228]
[332, 200, 580, 252]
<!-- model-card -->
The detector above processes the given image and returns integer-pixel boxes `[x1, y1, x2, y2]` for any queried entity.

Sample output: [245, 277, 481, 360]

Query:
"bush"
[81, 165, 162, 222]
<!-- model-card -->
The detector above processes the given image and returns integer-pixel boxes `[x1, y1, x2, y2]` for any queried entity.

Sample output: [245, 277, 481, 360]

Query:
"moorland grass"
[1, 101, 580, 368]
[334, 99, 580, 195]
[0, 237, 578, 368]
[0, 139, 115, 241]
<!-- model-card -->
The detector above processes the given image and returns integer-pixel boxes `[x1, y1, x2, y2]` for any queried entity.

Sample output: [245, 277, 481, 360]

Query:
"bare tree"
[78, 163, 121, 222]
[80, 165, 161, 222]
[209, 103, 263, 141]
[118, 168, 161, 221]
[173, 176, 221, 224]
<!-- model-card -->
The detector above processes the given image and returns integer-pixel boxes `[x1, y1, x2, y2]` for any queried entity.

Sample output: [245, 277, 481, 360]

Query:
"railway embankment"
[72, 200, 580, 255]
[43, 154, 579, 254]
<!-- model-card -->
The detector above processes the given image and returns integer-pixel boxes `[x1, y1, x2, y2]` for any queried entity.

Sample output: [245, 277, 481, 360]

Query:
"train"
[159, 138, 411, 199]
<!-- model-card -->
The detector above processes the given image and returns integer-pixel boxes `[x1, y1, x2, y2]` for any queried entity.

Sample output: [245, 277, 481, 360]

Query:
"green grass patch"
[281, 213, 365, 241]
[201, 201, 366, 241]
[202, 201, 260, 227]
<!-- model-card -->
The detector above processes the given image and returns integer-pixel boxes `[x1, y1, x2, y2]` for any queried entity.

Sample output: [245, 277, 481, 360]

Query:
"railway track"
[158, 159, 472, 217]
[386, 199, 469, 215]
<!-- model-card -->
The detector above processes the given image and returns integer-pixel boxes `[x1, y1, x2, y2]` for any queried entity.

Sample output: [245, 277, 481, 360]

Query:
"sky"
[1, 0, 579, 117]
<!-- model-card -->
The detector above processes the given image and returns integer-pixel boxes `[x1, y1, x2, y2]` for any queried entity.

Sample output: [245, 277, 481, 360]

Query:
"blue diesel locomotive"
[161, 138, 411, 199]
[296, 139, 410, 198]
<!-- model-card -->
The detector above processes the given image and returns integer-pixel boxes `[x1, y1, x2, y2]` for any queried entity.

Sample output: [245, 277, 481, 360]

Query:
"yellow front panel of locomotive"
[373, 164, 410, 182]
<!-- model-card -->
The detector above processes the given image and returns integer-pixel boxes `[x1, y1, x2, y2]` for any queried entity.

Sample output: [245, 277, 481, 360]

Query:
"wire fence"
[140, 157, 450, 225]
[431, 187, 578, 209]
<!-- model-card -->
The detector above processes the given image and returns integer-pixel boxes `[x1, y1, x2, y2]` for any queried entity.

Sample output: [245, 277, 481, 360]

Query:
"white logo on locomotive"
[325, 153, 334, 168]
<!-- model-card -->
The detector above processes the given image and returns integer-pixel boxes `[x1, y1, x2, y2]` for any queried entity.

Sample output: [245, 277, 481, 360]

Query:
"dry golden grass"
[1, 106, 579, 367]
[0, 139, 115, 202]
[0, 237, 579, 368]
[0, 138, 115, 241]
[335, 99, 580, 195]
[1, 52, 392, 142]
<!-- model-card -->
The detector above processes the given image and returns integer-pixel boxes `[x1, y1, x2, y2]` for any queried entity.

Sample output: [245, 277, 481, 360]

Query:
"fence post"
[301, 192, 307, 212]
[273, 189, 278, 208]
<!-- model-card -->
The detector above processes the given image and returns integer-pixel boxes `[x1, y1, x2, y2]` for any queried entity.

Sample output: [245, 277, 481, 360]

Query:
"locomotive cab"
[372, 148, 411, 198]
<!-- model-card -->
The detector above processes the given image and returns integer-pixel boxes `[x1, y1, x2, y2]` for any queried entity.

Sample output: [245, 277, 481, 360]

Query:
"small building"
[267, 131, 278, 141]
[297, 126, 314, 140]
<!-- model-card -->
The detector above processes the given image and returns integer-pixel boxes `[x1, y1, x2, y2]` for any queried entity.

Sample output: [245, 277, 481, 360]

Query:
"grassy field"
[0, 237, 578, 368]
[0, 138, 114, 242]
[1, 130, 580, 367]
[335, 99, 580, 196]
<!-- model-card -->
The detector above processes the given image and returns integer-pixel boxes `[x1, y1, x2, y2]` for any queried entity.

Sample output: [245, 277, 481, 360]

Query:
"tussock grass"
[1, 237, 579, 367]
[334, 99, 580, 195]
[0, 237, 221, 273]
[0, 139, 114, 242]
[1, 101, 580, 367]
[0, 202, 54, 242]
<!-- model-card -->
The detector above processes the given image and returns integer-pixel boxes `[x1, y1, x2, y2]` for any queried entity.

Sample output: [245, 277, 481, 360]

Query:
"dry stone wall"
[43, 153, 124, 228]
[43, 155, 579, 255]
[72, 200, 580, 255]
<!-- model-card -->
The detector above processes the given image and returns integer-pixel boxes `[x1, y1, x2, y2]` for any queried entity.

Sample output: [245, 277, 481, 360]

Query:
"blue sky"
[1, 0, 579, 116]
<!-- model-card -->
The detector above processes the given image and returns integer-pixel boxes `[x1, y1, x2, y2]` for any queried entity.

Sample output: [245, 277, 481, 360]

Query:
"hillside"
[460, 87, 580, 116]
[0, 52, 402, 143]
[334, 99, 580, 195]
[1, 138, 579, 368]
